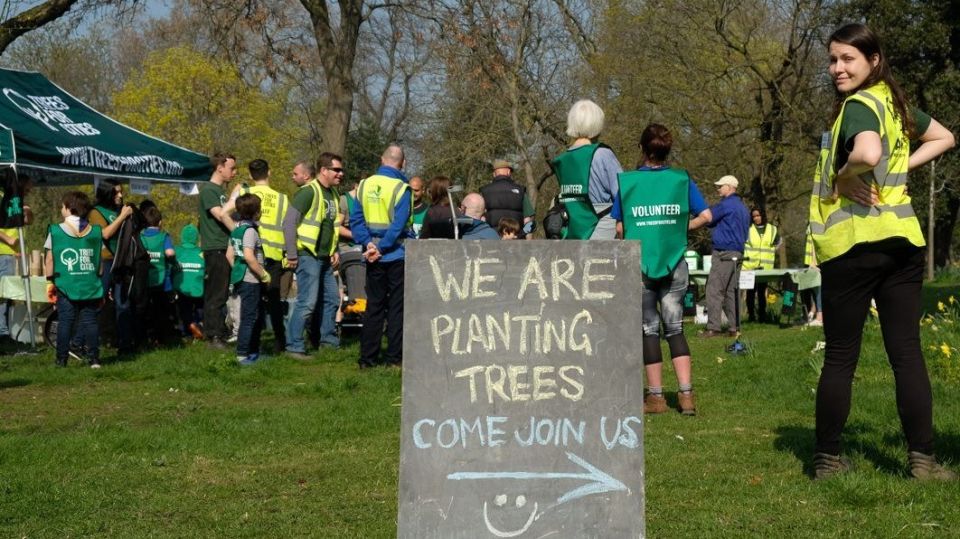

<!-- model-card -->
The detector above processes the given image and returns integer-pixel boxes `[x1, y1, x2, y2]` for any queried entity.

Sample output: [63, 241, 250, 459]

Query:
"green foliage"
[833, 0, 960, 266]
[110, 45, 307, 239]
[590, 0, 831, 260]
[921, 294, 960, 384]
[344, 116, 388, 185]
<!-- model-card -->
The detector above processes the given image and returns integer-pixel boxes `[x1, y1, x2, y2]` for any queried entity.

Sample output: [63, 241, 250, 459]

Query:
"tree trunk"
[0, 0, 79, 55]
[323, 77, 354, 157]
[301, 0, 364, 156]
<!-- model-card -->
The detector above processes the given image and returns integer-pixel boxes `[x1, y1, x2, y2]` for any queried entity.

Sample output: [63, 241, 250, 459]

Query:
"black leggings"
[815, 241, 933, 454]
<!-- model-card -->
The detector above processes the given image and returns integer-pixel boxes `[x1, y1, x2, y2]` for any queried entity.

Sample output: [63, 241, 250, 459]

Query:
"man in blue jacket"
[349, 144, 414, 367]
[700, 175, 750, 337]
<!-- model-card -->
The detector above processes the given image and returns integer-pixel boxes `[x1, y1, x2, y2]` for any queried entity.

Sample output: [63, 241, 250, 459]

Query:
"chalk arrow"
[447, 451, 629, 506]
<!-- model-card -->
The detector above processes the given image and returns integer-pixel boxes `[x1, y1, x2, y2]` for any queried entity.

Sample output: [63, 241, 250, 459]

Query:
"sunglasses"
[326, 167, 344, 173]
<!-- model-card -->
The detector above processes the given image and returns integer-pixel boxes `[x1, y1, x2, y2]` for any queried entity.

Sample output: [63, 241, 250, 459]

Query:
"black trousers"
[815, 242, 933, 454]
[139, 286, 177, 345]
[746, 283, 768, 322]
[202, 250, 230, 340]
[360, 259, 404, 366]
[177, 295, 203, 335]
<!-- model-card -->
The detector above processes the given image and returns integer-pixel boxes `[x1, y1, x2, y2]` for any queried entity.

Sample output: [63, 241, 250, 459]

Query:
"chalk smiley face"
[482, 493, 539, 538]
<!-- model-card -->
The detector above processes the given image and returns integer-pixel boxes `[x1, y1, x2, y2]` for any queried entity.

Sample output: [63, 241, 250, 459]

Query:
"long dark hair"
[94, 179, 121, 210]
[428, 175, 452, 206]
[828, 23, 915, 136]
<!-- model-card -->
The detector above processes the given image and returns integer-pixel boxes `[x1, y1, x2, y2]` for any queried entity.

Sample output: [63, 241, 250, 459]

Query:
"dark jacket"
[419, 204, 464, 239]
[110, 206, 150, 303]
[480, 176, 526, 237]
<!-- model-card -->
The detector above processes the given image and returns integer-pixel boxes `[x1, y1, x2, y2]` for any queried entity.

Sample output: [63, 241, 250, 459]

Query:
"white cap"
[715, 175, 739, 188]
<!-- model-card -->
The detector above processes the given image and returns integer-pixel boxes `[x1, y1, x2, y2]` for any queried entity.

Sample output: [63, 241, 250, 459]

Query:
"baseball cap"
[715, 175, 739, 188]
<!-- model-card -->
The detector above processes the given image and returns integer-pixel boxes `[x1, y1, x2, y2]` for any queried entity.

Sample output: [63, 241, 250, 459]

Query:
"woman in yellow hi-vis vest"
[810, 23, 956, 481]
[742, 207, 779, 323]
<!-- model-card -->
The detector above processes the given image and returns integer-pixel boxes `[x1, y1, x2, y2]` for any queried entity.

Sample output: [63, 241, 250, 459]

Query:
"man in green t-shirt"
[282, 153, 343, 358]
[198, 152, 238, 347]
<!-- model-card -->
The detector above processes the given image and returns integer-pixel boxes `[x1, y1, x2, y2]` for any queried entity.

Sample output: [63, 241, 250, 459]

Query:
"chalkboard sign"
[398, 240, 645, 538]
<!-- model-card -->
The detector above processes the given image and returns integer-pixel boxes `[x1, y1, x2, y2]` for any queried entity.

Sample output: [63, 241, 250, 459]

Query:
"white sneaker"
[808, 319, 823, 327]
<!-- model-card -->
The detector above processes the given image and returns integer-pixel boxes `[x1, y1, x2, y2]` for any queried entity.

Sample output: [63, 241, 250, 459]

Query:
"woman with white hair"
[550, 99, 623, 239]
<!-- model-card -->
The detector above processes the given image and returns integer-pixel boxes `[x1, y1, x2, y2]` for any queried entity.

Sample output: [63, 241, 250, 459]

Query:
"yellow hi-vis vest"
[243, 184, 288, 262]
[804, 225, 816, 266]
[357, 174, 412, 242]
[809, 82, 923, 263]
[743, 223, 777, 270]
[296, 180, 339, 257]
[0, 227, 17, 255]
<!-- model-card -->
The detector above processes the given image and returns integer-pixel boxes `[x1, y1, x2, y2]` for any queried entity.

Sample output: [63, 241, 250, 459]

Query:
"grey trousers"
[706, 250, 743, 332]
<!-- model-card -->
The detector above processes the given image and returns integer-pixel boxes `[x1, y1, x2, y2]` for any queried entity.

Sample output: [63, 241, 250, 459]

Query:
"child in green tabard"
[139, 205, 177, 345]
[44, 192, 103, 368]
[173, 223, 205, 339]
[227, 194, 270, 365]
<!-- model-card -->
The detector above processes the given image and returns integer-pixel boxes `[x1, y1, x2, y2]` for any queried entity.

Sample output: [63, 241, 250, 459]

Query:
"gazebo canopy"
[0, 67, 211, 185]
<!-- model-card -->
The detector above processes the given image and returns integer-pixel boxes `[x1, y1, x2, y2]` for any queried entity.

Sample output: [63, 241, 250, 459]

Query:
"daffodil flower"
[938, 301, 946, 312]
[941, 343, 952, 358]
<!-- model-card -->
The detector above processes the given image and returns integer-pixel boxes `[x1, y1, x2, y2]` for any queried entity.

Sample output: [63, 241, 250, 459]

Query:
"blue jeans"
[57, 295, 99, 365]
[235, 281, 264, 357]
[0, 255, 15, 337]
[286, 255, 339, 353]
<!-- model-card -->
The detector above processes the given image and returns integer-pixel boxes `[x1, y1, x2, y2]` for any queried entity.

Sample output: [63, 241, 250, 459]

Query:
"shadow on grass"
[774, 421, 904, 477]
[773, 424, 815, 477]
[906, 429, 960, 465]
[0, 378, 30, 390]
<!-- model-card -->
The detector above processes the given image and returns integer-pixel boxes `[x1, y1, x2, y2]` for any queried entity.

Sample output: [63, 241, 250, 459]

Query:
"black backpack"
[543, 196, 567, 239]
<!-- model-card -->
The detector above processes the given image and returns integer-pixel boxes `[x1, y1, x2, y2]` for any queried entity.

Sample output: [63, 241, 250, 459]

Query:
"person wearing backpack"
[551, 100, 623, 240]
[63, 180, 133, 356]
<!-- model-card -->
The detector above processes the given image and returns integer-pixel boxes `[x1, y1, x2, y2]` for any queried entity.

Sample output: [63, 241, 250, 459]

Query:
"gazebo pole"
[17, 229, 36, 348]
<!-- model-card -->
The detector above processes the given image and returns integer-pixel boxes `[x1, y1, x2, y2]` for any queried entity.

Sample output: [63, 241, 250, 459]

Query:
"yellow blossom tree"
[111, 45, 305, 240]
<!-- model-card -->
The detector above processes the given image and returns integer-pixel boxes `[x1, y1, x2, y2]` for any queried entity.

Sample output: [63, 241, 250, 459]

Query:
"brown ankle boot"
[813, 452, 852, 480]
[677, 390, 697, 416]
[908, 452, 958, 481]
[644, 393, 668, 414]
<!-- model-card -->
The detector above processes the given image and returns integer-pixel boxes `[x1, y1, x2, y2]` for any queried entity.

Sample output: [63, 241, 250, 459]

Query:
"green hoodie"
[173, 224, 204, 297]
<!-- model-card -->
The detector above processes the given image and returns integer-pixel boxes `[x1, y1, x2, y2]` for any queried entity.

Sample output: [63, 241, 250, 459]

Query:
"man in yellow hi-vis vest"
[742, 207, 780, 323]
[283, 154, 343, 359]
[225, 159, 291, 352]
[350, 144, 413, 368]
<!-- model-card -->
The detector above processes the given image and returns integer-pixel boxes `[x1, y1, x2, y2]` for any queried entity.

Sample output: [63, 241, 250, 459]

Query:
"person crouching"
[227, 194, 270, 365]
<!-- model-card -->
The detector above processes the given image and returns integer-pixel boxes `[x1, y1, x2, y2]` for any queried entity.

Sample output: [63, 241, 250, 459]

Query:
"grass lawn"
[2, 292, 960, 537]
